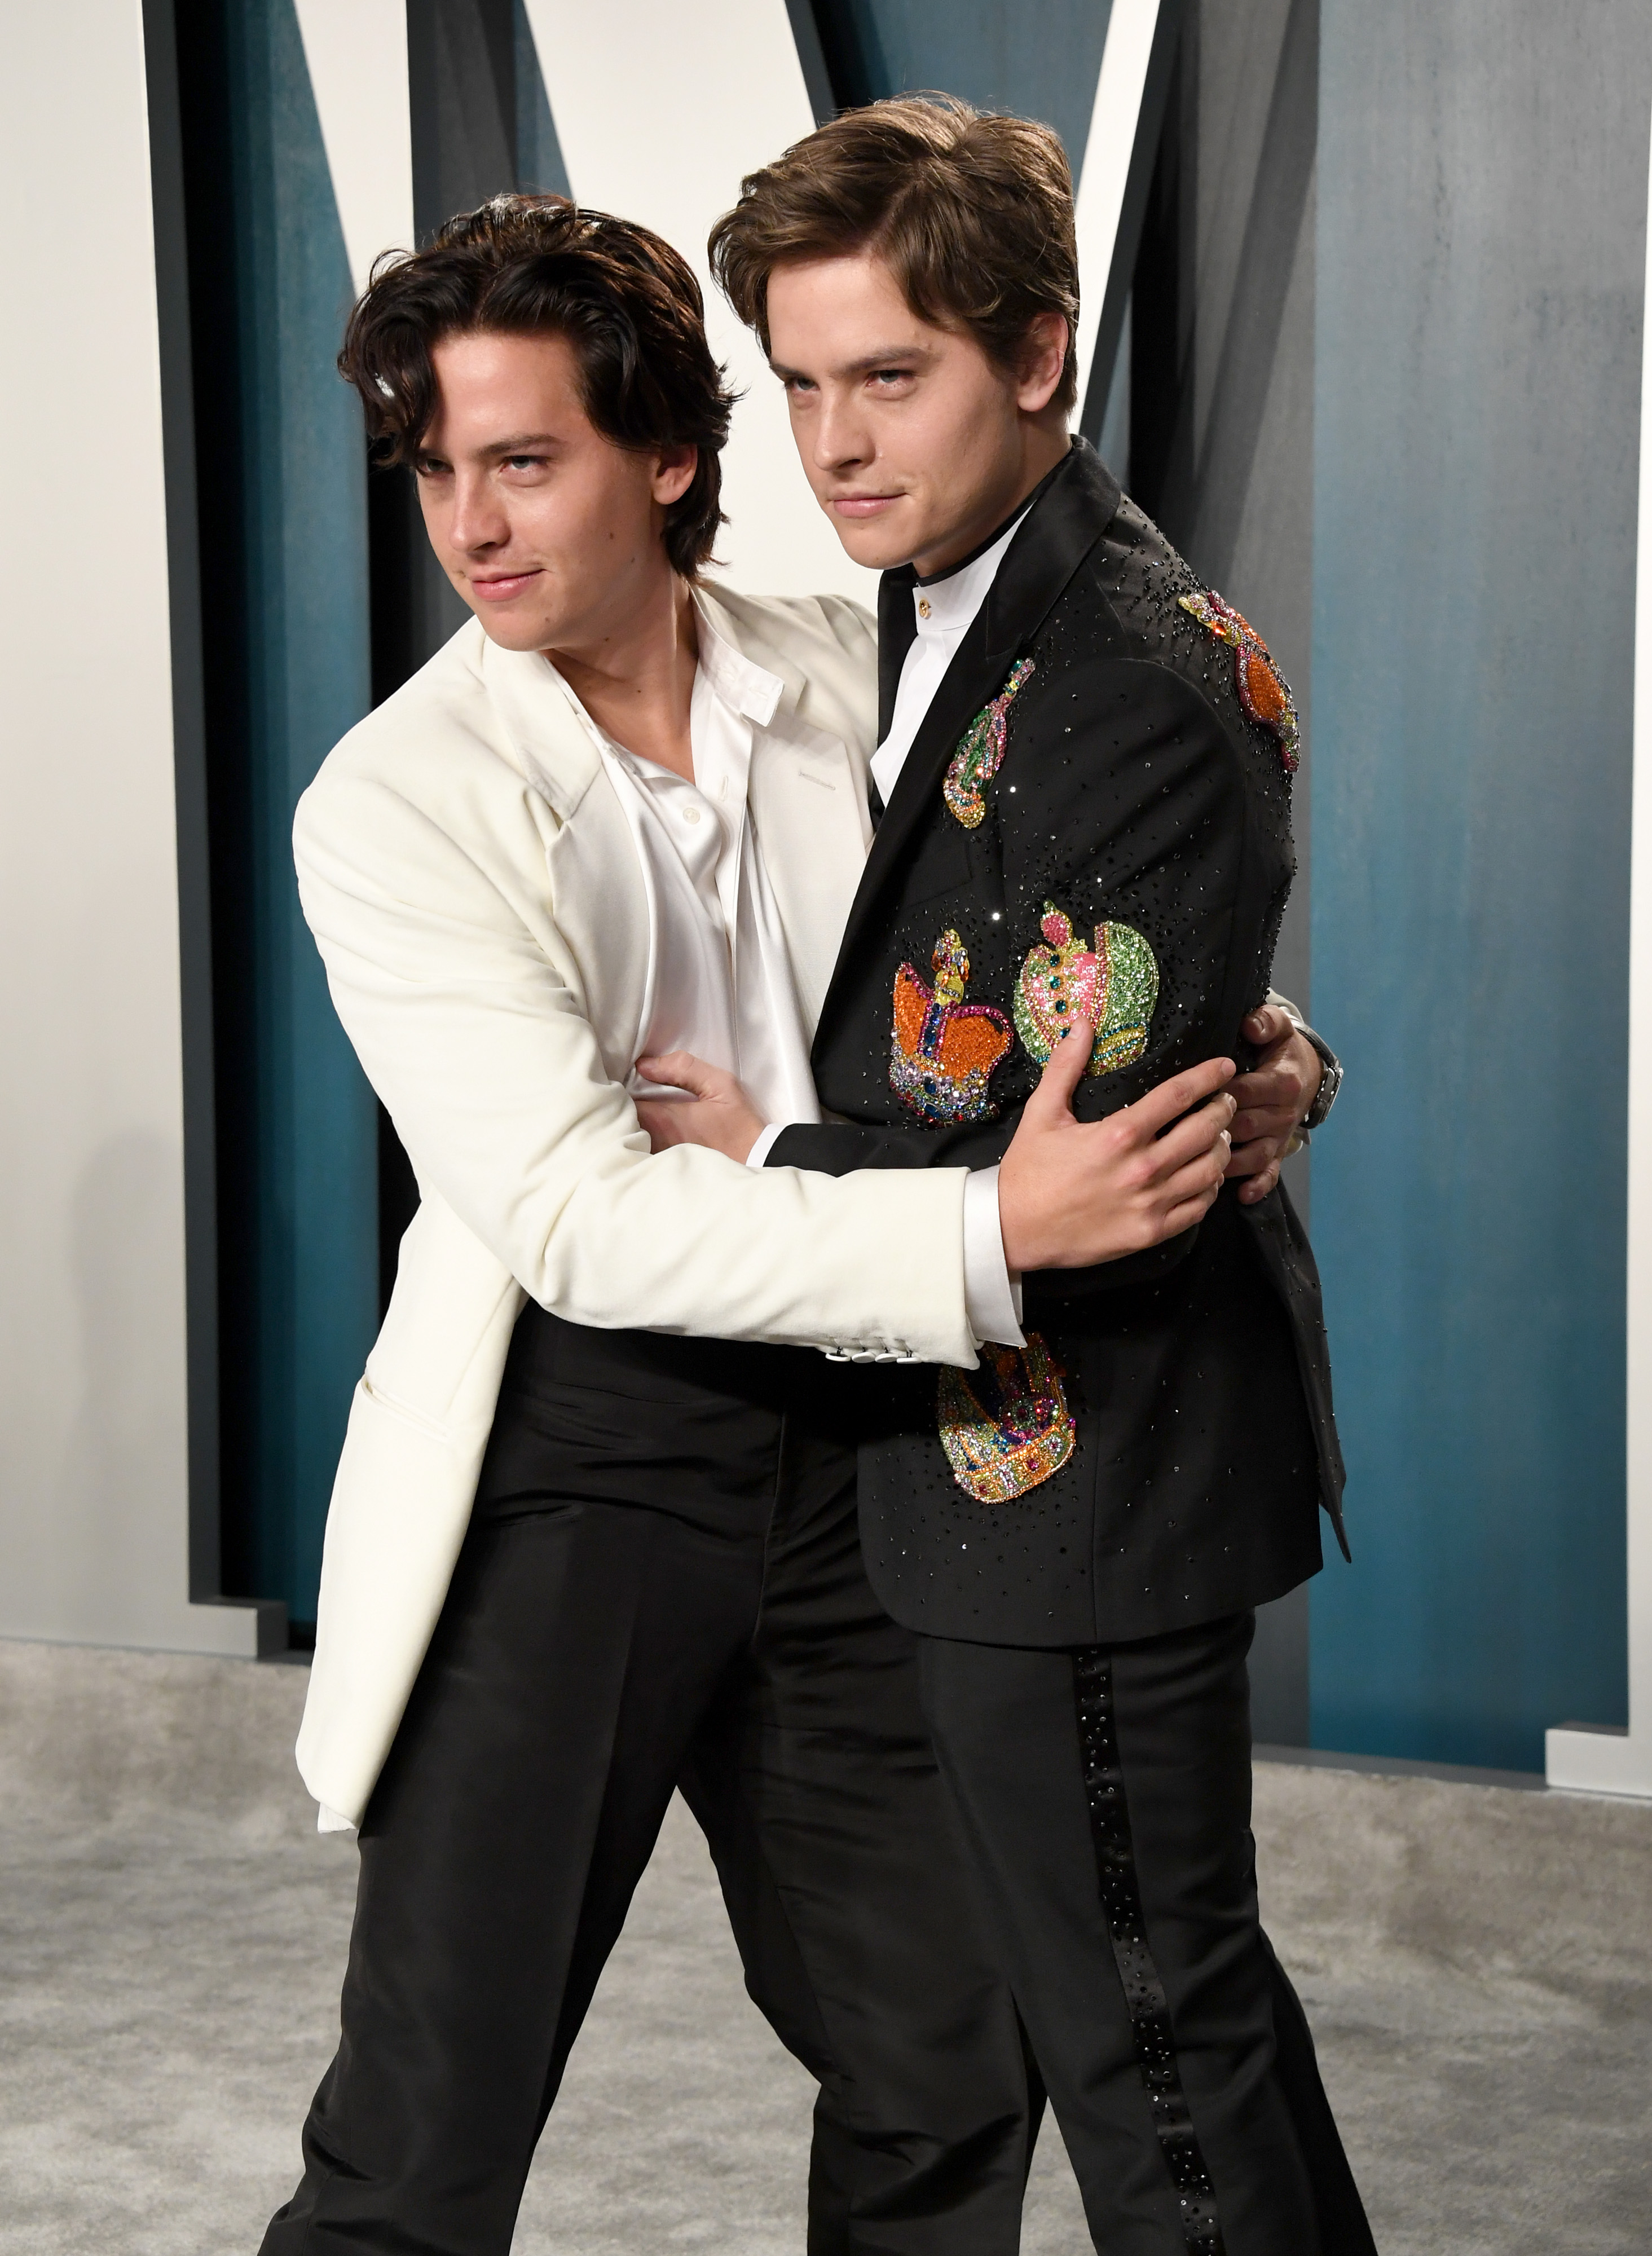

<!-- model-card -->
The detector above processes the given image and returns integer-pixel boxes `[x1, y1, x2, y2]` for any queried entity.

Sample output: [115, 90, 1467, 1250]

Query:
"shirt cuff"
[962, 1166, 1025, 1347]
[745, 1123, 785, 1170]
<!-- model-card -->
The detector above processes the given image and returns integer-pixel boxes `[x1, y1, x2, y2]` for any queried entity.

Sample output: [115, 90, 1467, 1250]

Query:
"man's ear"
[652, 442, 699, 508]
[1015, 312, 1070, 415]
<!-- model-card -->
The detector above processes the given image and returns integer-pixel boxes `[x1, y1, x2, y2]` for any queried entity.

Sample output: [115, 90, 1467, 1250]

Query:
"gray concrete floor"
[2, 1641, 1649, 2254]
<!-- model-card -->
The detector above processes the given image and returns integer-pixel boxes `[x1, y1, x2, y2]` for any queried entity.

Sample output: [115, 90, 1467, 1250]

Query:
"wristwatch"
[1298, 1025, 1343, 1134]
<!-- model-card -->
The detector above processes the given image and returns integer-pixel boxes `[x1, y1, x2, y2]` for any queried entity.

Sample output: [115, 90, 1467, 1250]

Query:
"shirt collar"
[910, 507, 1028, 640]
[529, 593, 785, 762]
[902, 444, 1077, 641]
[692, 592, 785, 728]
[914, 492, 1036, 589]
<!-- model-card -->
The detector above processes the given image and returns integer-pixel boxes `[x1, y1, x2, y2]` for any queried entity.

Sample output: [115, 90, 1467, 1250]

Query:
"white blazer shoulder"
[292, 589, 970, 1831]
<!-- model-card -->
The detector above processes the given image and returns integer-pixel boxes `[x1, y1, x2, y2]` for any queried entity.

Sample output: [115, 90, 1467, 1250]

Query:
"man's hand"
[998, 1021, 1236, 1271]
[635, 1052, 765, 1162]
[1226, 1005, 1322, 1205]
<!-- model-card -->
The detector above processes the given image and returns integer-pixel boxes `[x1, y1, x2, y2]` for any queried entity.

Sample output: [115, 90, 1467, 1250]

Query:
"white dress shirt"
[595, 640, 822, 1133]
[870, 501, 1034, 809]
[549, 600, 1022, 1347]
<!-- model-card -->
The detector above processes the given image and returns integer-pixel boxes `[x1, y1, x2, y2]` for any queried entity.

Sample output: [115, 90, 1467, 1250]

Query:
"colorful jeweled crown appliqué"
[890, 929, 1012, 1123]
[942, 656, 1036, 829]
[1178, 589, 1300, 773]
[1014, 906, 1159, 1077]
[938, 1333, 1077, 1504]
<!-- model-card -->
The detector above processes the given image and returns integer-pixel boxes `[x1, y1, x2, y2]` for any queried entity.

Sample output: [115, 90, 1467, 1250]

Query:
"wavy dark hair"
[340, 195, 735, 576]
[710, 95, 1080, 413]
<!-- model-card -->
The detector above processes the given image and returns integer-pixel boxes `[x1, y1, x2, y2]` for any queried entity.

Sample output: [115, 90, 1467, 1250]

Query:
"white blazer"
[291, 585, 978, 1829]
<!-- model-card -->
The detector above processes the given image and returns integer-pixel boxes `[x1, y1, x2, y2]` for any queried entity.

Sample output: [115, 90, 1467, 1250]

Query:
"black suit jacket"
[769, 439, 1346, 1647]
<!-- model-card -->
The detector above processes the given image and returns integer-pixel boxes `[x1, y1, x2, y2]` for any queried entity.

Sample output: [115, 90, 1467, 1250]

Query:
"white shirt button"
[682, 807, 701, 824]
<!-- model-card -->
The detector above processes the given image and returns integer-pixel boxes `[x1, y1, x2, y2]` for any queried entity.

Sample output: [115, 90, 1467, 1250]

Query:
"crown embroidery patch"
[938, 1333, 1077, 1504]
[890, 929, 1012, 1123]
[1178, 589, 1300, 772]
[1014, 905, 1159, 1076]
[942, 657, 1036, 829]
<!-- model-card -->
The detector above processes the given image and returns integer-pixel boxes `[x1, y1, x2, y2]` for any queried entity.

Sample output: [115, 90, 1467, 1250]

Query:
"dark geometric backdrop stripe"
[175, 0, 379, 1632]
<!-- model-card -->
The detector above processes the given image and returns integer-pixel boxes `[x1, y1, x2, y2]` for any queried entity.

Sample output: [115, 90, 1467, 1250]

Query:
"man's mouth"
[827, 493, 905, 519]
[469, 568, 543, 601]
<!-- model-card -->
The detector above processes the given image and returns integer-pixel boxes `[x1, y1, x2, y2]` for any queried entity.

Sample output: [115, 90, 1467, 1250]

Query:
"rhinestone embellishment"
[1178, 589, 1299, 772]
[1014, 905, 1158, 1076]
[942, 656, 1036, 829]
[889, 929, 1012, 1124]
[1073, 1650, 1226, 2251]
[937, 1333, 1077, 1503]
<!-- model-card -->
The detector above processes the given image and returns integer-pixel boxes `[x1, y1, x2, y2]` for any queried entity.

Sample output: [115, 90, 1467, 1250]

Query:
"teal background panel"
[221, 0, 380, 1623]
[1309, 0, 1652, 1769]
[809, 1, 1112, 178]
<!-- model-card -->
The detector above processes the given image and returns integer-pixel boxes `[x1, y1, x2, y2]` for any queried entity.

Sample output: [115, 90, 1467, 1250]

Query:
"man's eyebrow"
[770, 345, 935, 382]
[412, 433, 561, 461]
[477, 432, 561, 455]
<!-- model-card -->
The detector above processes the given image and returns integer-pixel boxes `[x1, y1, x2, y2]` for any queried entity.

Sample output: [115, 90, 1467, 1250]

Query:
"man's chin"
[468, 607, 559, 653]
[823, 503, 923, 573]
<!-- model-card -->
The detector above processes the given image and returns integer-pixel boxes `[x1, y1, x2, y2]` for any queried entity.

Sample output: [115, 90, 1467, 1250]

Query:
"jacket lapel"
[814, 441, 1124, 1054]
[478, 633, 654, 1076]
[479, 636, 605, 817]
[749, 712, 873, 1037]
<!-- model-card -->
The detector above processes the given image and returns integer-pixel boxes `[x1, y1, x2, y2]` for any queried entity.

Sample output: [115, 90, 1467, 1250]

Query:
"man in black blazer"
[655, 98, 1376, 2254]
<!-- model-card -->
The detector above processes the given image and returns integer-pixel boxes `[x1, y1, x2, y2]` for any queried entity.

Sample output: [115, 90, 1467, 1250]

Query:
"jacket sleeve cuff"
[746, 1122, 786, 1169]
[962, 1166, 1025, 1347]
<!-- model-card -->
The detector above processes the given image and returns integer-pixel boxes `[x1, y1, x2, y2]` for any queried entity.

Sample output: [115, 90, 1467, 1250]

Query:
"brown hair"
[709, 95, 1080, 412]
[340, 195, 735, 576]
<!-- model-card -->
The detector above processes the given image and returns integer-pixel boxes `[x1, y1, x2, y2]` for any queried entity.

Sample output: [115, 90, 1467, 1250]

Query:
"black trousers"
[261, 1314, 1032, 2255]
[919, 1615, 1377, 2256]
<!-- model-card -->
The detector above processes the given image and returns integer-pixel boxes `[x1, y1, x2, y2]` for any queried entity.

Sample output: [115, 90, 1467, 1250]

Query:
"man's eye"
[504, 455, 548, 471]
[871, 368, 913, 387]
[785, 377, 817, 396]
[415, 458, 449, 478]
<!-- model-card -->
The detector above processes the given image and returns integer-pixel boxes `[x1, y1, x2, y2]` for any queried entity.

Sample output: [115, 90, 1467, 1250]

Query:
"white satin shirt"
[548, 600, 1022, 1348]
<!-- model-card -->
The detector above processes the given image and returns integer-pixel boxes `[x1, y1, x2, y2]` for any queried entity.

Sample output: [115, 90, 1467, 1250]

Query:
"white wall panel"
[1073, 0, 1160, 387]
[293, 0, 416, 298]
[522, 0, 876, 606]
[0, 0, 259, 1655]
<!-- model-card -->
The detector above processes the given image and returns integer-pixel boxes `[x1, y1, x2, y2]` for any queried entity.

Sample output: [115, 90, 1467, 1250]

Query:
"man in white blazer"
[260, 198, 1245, 2254]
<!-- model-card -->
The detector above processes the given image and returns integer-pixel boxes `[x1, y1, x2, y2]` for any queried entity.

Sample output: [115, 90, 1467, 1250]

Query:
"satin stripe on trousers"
[260, 1338, 1033, 2255]
[918, 1613, 1377, 2256]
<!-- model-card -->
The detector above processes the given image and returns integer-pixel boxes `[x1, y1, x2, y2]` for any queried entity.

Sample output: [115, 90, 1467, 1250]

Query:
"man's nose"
[449, 470, 508, 552]
[813, 391, 869, 474]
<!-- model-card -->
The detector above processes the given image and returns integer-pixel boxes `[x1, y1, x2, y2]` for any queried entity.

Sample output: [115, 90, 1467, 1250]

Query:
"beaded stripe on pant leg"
[1072, 1648, 1226, 2256]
